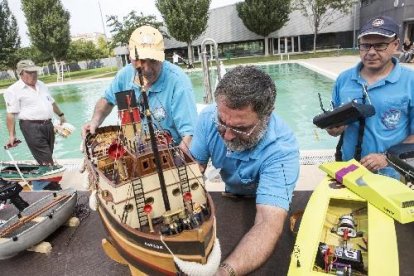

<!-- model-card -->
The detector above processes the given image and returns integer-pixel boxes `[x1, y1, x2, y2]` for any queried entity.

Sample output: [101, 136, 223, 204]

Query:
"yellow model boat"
[288, 177, 398, 276]
[320, 159, 414, 224]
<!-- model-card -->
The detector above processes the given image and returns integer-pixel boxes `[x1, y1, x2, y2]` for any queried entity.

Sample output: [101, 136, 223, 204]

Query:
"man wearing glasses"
[190, 66, 300, 275]
[326, 16, 414, 178]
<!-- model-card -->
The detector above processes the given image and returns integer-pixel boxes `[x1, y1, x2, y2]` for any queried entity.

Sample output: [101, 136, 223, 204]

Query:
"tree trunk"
[313, 30, 317, 54]
[187, 42, 193, 65]
[53, 57, 60, 82]
[264, 36, 269, 56]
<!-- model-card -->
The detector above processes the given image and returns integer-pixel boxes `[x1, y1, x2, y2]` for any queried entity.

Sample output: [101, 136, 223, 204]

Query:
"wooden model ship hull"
[0, 163, 65, 182]
[288, 177, 398, 276]
[98, 195, 216, 275]
[85, 124, 217, 275]
[0, 188, 77, 260]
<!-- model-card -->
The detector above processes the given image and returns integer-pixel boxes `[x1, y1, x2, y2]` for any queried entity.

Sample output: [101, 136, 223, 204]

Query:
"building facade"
[71, 32, 107, 45]
[163, 3, 359, 61]
[115, 1, 413, 64]
[360, 0, 414, 41]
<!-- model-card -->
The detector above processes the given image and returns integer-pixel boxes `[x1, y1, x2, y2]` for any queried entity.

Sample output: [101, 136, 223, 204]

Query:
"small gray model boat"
[0, 187, 77, 260]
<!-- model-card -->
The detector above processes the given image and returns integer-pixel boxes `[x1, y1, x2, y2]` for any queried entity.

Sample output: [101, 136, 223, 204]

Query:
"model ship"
[83, 76, 219, 275]
[1, 139, 65, 183]
[288, 177, 399, 276]
[320, 159, 414, 224]
[0, 163, 65, 183]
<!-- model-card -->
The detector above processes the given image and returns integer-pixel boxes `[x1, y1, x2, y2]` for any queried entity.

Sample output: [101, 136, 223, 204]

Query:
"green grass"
[0, 49, 358, 89]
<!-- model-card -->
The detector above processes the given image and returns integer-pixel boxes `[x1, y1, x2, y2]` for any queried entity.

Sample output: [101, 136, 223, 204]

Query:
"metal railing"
[201, 38, 222, 104]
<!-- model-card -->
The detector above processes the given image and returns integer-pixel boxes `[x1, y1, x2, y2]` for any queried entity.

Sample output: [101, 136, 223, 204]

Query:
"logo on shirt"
[382, 109, 401, 129]
[153, 107, 166, 121]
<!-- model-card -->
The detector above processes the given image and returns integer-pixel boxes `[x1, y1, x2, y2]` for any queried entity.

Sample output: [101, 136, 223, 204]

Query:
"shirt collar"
[17, 79, 38, 90]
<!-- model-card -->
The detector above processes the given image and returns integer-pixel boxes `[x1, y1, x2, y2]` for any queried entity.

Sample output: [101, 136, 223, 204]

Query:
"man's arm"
[52, 102, 66, 124]
[216, 205, 287, 275]
[6, 113, 17, 147]
[81, 98, 114, 137]
[179, 135, 192, 155]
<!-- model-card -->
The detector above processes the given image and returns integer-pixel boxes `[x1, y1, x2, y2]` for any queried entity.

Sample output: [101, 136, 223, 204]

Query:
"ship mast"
[135, 61, 171, 212]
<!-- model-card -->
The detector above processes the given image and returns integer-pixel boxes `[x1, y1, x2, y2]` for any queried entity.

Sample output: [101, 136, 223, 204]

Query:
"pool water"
[0, 63, 337, 161]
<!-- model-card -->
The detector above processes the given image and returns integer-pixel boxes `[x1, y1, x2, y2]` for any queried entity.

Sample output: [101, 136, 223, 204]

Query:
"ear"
[393, 38, 400, 47]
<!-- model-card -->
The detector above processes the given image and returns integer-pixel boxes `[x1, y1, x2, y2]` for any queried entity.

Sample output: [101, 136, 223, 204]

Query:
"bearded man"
[190, 65, 300, 275]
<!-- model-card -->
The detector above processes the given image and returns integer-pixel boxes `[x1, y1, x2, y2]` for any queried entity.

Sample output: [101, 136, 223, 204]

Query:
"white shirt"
[3, 79, 55, 120]
[173, 53, 179, 63]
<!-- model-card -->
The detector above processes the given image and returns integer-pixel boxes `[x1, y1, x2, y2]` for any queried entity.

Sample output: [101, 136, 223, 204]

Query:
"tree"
[293, 0, 354, 53]
[156, 0, 211, 64]
[21, 0, 71, 79]
[0, 0, 21, 71]
[96, 36, 112, 57]
[106, 11, 163, 49]
[237, 0, 291, 56]
[67, 40, 105, 62]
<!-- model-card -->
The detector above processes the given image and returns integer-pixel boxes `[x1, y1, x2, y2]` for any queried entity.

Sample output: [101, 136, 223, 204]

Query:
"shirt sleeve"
[410, 79, 414, 134]
[170, 75, 197, 137]
[104, 67, 130, 105]
[3, 88, 19, 113]
[256, 145, 300, 211]
[189, 109, 210, 165]
[332, 79, 341, 108]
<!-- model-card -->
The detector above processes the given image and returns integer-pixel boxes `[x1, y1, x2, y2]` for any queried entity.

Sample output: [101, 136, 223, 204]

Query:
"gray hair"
[214, 65, 276, 118]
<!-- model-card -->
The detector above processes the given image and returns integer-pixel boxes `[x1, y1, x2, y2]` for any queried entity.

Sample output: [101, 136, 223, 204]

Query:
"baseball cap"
[16, 59, 41, 75]
[358, 16, 399, 39]
[128, 25, 165, 62]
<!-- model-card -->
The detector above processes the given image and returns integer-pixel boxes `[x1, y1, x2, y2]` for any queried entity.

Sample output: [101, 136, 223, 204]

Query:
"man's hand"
[326, 125, 347, 137]
[179, 135, 192, 155]
[360, 153, 388, 172]
[59, 115, 67, 125]
[82, 120, 99, 138]
[5, 137, 21, 149]
[81, 98, 113, 138]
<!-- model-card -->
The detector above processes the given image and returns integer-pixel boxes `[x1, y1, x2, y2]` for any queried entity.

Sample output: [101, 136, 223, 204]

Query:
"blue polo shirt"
[332, 58, 414, 178]
[190, 105, 300, 210]
[104, 61, 197, 144]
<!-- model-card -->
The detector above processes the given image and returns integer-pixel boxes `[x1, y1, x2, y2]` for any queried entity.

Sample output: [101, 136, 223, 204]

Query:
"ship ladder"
[129, 178, 148, 228]
[177, 165, 191, 205]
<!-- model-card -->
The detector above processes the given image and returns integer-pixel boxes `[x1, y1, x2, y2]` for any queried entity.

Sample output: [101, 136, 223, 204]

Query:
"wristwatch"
[58, 113, 64, 117]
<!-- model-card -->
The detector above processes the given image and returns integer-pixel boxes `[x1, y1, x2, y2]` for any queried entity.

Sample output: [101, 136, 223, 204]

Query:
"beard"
[222, 120, 268, 152]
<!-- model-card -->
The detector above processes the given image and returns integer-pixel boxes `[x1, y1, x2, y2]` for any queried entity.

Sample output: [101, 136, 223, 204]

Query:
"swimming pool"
[0, 63, 337, 161]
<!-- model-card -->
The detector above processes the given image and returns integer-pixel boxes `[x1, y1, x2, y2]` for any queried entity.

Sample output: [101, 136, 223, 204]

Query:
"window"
[142, 159, 149, 170]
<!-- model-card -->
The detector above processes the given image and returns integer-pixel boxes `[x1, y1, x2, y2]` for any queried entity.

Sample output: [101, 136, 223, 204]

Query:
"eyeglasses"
[214, 116, 260, 137]
[358, 39, 396, 51]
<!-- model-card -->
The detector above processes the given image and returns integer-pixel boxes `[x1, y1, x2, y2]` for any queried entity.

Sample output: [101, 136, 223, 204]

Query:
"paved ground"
[22, 56, 414, 191]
